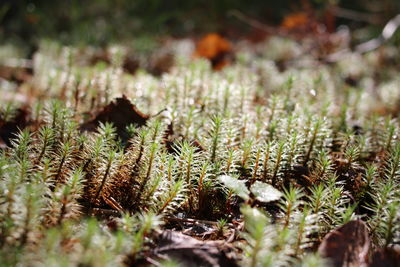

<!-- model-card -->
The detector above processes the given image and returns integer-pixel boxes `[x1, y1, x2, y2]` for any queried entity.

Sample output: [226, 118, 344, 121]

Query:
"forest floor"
[0, 15, 400, 266]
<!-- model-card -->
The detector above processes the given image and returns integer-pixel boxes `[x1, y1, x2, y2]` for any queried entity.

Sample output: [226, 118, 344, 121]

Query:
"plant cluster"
[0, 39, 399, 266]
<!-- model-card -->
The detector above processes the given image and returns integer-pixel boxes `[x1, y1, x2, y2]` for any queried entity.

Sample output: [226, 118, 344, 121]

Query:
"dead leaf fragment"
[370, 247, 400, 267]
[81, 95, 149, 141]
[281, 12, 309, 30]
[195, 33, 231, 59]
[154, 230, 238, 267]
[162, 122, 205, 154]
[194, 33, 233, 70]
[0, 107, 30, 147]
[148, 51, 174, 76]
[0, 64, 33, 85]
[318, 220, 370, 267]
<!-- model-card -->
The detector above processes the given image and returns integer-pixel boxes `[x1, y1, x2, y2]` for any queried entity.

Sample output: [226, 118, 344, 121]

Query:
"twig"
[357, 13, 400, 53]
[102, 195, 124, 213]
[225, 229, 236, 243]
[333, 7, 381, 24]
[146, 257, 161, 266]
[164, 216, 234, 228]
[230, 9, 400, 64]
[326, 13, 400, 62]
[228, 10, 289, 38]
[152, 108, 167, 118]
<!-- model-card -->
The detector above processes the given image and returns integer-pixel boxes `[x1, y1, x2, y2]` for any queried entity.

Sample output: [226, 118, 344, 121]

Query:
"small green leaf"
[241, 205, 269, 225]
[250, 181, 283, 203]
[218, 175, 250, 200]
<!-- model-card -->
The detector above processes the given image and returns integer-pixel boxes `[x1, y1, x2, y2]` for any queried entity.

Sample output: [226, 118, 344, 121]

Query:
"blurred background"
[1, 0, 400, 53]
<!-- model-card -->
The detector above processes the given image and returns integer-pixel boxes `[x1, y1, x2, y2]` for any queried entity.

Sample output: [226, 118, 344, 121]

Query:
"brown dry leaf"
[281, 12, 309, 30]
[162, 122, 205, 154]
[323, 6, 337, 33]
[122, 56, 139, 75]
[0, 107, 30, 147]
[89, 50, 111, 66]
[194, 33, 232, 70]
[89, 49, 172, 76]
[0, 65, 33, 85]
[212, 59, 230, 71]
[148, 51, 174, 76]
[81, 95, 149, 140]
[318, 220, 370, 267]
[370, 247, 400, 267]
[154, 230, 238, 267]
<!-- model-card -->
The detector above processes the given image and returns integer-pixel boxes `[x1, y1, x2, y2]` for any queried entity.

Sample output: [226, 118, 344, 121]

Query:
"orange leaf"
[281, 12, 309, 30]
[194, 33, 231, 60]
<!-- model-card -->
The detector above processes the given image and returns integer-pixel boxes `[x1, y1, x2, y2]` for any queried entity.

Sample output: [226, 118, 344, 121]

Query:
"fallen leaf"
[0, 64, 33, 85]
[154, 230, 238, 267]
[162, 122, 205, 154]
[148, 51, 174, 76]
[0, 107, 30, 147]
[89, 50, 111, 66]
[122, 56, 139, 75]
[194, 33, 233, 70]
[281, 12, 309, 30]
[250, 181, 283, 203]
[194, 33, 231, 59]
[212, 58, 230, 71]
[323, 6, 337, 33]
[90, 49, 172, 76]
[81, 95, 149, 141]
[318, 220, 370, 267]
[370, 247, 400, 267]
[218, 175, 249, 201]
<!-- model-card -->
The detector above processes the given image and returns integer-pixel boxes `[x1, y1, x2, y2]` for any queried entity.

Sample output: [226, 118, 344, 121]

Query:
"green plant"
[0, 38, 399, 266]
